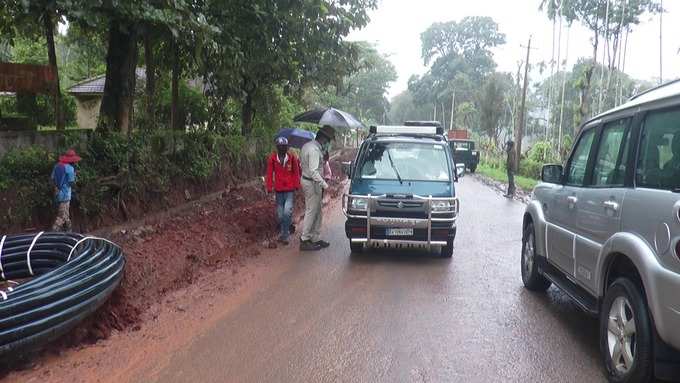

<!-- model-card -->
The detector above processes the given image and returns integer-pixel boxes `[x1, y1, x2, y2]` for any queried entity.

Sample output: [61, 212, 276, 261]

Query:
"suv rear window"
[636, 108, 680, 190]
[359, 141, 450, 181]
[452, 141, 471, 150]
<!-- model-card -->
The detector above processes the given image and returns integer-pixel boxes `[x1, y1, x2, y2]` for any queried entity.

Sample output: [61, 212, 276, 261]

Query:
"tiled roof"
[68, 68, 146, 95]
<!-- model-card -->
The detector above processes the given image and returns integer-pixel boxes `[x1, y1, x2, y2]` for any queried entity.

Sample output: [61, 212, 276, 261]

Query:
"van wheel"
[600, 278, 654, 383]
[521, 222, 551, 291]
[349, 241, 363, 254]
[441, 238, 454, 258]
[469, 164, 477, 173]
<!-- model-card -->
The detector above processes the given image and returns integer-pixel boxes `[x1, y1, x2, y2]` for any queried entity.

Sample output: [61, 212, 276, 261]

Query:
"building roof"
[68, 68, 146, 95]
[67, 68, 212, 96]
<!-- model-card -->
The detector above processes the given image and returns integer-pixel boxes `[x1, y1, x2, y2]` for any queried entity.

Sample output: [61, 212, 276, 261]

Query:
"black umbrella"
[293, 107, 365, 130]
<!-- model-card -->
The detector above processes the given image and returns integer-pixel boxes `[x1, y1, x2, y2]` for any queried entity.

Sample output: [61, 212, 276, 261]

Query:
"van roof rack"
[369, 124, 444, 135]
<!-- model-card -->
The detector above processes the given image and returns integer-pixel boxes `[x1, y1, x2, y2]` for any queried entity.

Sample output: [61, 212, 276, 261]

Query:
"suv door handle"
[603, 200, 619, 211]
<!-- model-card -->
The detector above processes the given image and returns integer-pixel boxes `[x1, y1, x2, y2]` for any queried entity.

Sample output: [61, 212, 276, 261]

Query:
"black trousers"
[507, 169, 516, 196]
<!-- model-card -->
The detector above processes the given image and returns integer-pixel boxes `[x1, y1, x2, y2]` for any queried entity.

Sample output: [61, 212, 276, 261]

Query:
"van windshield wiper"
[386, 148, 403, 185]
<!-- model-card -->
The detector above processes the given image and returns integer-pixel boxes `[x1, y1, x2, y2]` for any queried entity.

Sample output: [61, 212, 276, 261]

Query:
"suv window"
[636, 108, 680, 190]
[566, 128, 596, 186]
[592, 119, 631, 187]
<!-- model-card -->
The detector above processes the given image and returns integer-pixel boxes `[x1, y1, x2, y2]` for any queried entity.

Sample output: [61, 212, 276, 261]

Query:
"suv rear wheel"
[521, 222, 551, 291]
[599, 278, 654, 383]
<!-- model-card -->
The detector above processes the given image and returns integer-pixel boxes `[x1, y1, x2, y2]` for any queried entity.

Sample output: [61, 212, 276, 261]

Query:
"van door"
[575, 118, 632, 292]
[546, 127, 598, 276]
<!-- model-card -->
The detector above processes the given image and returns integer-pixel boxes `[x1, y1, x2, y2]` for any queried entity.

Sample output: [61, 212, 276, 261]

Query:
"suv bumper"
[342, 194, 457, 250]
[651, 267, 680, 351]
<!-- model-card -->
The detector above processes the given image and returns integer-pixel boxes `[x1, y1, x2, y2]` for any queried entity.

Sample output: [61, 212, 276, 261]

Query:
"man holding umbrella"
[265, 137, 301, 245]
[299, 125, 335, 251]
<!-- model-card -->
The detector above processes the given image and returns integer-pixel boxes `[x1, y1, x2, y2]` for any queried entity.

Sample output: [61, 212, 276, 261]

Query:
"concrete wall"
[74, 95, 102, 131]
[0, 130, 89, 157]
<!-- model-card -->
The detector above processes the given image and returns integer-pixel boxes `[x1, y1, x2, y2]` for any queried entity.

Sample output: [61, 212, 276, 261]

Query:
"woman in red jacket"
[265, 137, 301, 244]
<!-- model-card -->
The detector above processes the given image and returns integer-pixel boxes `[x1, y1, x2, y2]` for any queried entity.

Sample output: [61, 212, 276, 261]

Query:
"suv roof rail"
[628, 77, 680, 101]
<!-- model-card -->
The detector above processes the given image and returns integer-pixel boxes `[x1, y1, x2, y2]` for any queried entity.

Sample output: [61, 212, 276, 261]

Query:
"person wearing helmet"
[265, 136, 301, 245]
[51, 149, 81, 231]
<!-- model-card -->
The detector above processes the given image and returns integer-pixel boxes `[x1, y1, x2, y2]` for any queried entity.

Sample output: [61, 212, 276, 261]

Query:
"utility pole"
[515, 36, 532, 170]
[659, 0, 663, 84]
[449, 89, 455, 131]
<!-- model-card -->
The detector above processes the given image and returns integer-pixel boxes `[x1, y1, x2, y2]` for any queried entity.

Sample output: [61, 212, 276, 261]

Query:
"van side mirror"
[455, 163, 465, 181]
[341, 161, 353, 178]
[542, 164, 563, 184]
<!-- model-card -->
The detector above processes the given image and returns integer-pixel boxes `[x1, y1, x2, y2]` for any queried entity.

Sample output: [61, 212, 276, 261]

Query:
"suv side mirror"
[542, 164, 563, 184]
[341, 161, 353, 178]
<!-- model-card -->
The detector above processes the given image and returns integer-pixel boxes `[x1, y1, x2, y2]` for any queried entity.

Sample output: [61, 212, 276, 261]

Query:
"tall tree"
[305, 42, 396, 125]
[205, 0, 377, 135]
[478, 73, 512, 147]
[540, 0, 661, 130]
[62, 0, 214, 132]
[0, 0, 65, 129]
[411, 16, 506, 130]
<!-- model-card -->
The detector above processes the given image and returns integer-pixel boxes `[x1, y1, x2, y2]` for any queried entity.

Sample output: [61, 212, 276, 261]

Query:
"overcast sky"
[349, 0, 680, 99]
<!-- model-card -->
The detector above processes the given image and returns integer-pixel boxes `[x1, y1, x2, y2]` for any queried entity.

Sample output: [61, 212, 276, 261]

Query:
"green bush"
[0, 129, 272, 228]
[0, 146, 55, 225]
[519, 159, 542, 179]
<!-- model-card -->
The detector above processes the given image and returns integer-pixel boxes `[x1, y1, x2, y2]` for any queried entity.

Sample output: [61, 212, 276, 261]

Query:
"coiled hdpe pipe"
[0, 232, 125, 355]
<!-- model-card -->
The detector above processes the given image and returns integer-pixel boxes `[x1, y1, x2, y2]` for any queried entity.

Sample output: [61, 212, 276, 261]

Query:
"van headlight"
[350, 197, 368, 211]
[431, 200, 453, 212]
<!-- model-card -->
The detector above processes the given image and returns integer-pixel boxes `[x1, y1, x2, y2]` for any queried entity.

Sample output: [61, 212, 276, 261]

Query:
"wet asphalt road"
[147, 176, 607, 383]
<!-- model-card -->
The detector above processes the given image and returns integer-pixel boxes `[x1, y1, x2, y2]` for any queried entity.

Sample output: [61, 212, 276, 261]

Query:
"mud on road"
[1, 149, 356, 381]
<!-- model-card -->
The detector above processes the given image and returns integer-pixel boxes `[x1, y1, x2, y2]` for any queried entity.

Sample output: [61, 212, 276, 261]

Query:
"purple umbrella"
[276, 127, 316, 149]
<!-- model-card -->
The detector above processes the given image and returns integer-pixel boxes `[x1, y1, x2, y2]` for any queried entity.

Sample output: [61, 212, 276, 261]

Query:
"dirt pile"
[45, 152, 353, 350]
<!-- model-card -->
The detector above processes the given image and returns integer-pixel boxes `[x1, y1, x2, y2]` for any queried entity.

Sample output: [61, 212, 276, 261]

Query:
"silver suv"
[522, 80, 680, 382]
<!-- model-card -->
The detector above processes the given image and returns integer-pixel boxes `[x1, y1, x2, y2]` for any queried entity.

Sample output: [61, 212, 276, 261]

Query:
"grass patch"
[477, 163, 538, 191]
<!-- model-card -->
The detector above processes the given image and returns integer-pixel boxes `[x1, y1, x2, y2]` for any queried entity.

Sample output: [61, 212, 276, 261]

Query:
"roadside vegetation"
[0, 1, 398, 230]
[389, 2, 661, 176]
[0, 1, 665, 228]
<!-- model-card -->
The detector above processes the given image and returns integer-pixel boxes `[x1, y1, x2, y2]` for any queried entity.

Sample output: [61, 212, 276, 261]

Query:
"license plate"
[386, 228, 413, 236]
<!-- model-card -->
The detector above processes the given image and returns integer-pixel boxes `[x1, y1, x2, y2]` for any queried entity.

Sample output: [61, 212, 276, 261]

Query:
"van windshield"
[359, 141, 451, 181]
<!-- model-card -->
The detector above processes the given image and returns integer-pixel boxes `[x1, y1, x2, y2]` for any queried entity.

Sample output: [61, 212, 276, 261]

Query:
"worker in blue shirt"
[51, 149, 81, 231]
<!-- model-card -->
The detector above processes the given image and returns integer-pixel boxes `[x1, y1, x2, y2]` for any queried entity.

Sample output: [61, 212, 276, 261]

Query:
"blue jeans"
[276, 191, 294, 240]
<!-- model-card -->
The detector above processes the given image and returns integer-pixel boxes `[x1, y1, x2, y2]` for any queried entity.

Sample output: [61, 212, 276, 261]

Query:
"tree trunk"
[99, 21, 139, 132]
[577, 21, 599, 133]
[144, 30, 156, 129]
[171, 39, 180, 131]
[241, 90, 254, 136]
[515, 37, 531, 171]
[43, 11, 63, 131]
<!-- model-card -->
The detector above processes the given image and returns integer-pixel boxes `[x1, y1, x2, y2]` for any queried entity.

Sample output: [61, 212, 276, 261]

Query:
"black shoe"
[300, 240, 322, 251]
[315, 240, 330, 248]
[277, 237, 290, 245]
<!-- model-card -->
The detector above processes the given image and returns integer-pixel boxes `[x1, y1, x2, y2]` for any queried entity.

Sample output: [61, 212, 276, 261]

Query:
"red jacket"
[265, 152, 301, 192]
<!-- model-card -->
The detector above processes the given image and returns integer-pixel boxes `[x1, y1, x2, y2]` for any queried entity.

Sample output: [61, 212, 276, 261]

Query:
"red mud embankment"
[2, 149, 356, 372]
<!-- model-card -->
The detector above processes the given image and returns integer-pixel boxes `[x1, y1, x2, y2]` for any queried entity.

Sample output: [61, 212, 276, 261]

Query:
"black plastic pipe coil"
[0, 232, 125, 356]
